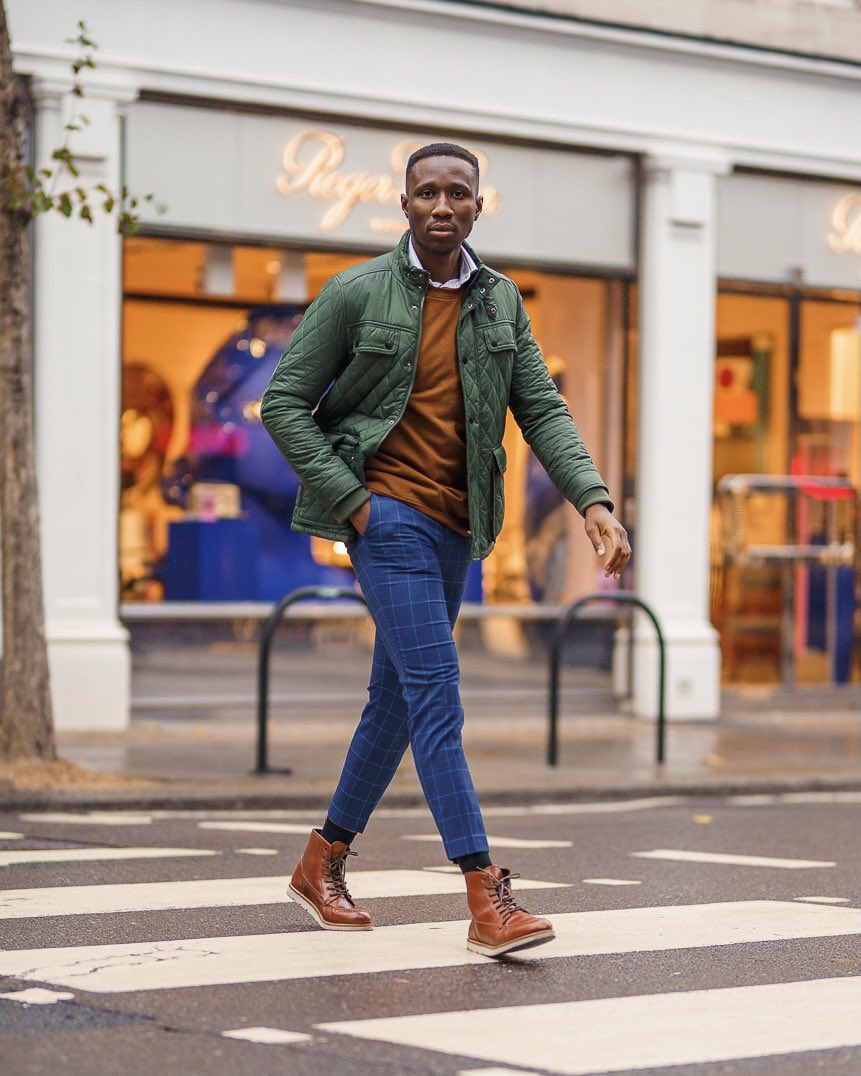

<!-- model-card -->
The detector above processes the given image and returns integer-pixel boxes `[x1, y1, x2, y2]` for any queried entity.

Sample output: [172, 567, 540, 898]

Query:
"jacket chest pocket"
[480, 324, 515, 393]
[324, 328, 405, 419]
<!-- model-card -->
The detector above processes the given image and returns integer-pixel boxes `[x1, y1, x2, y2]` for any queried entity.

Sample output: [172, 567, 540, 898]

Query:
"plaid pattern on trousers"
[327, 493, 488, 860]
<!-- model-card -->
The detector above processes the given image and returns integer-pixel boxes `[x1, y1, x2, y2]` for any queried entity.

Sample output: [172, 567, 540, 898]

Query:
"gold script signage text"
[828, 193, 861, 256]
[276, 130, 502, 232]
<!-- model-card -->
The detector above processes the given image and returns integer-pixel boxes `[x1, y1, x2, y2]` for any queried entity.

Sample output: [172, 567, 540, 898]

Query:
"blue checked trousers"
[328, 493, 488, 860]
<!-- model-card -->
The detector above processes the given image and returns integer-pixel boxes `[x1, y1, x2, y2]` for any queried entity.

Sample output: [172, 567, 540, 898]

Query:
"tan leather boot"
[465, 865, 555, 957]
[288, 829, 372, 930]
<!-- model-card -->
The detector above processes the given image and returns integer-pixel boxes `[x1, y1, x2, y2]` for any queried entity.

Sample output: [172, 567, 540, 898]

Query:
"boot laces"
[323, 847, 358, 906]
[486, 870, 527, 924]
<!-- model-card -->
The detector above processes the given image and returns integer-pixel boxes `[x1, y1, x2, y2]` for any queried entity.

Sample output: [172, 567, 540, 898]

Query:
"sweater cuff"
[332, 486, 371, 525]
[576, 486, 615, 516]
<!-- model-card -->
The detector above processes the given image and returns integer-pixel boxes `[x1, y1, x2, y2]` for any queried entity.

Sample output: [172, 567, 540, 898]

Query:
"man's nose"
[432, 197, 453, 217]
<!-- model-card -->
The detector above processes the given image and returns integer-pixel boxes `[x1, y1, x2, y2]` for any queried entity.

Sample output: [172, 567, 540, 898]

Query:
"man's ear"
[474, 193, 484, 221]
[400, 193, 409, 218]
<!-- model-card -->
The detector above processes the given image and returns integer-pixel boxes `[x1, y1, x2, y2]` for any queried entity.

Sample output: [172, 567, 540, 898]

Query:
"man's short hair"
[405, 142, 480, 187]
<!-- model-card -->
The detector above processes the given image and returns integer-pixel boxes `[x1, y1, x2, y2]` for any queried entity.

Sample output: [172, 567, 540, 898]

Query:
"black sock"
[320, 817, 357, 847]
[454, 851, 492, 874]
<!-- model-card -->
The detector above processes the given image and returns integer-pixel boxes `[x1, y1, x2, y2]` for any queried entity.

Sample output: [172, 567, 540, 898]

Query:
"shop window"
[120, 237, 629, 613]
[712, 289, 860, 686]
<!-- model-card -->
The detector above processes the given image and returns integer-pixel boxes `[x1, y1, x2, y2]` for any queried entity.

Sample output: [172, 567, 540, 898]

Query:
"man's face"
[401, 156, 483, 256]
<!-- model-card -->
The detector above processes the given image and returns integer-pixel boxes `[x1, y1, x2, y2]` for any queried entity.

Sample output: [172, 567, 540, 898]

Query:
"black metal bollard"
[255, 585, 369, 775]
[548, 591, 667, 766]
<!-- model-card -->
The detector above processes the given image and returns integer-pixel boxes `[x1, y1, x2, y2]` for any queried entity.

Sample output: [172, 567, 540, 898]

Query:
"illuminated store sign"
[275, 130, 501, 234]
[124, 102, 635, 269]
[828, 193, 861, 256]
[718, 174, 861, 290]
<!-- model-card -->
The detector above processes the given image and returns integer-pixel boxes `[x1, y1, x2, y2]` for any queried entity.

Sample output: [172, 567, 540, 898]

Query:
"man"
[261, 142, 630, 957]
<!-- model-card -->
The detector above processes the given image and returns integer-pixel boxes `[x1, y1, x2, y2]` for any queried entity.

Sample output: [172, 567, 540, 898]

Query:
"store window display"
[121, 238, 627, 608]
[711, 289, 860, 685]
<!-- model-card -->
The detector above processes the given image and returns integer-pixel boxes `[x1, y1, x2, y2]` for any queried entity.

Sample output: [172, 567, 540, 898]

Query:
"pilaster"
[31, 76, 137, 731]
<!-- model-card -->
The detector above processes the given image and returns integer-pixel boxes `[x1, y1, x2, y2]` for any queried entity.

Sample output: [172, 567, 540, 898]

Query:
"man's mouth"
[429, 225, 455, 233]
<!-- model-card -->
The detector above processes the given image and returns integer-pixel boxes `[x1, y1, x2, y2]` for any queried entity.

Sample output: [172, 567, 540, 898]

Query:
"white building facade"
[7, 0, 861, 730]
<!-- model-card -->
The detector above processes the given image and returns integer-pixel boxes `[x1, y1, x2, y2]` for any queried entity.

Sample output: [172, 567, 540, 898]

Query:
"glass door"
[712, 288, 860, 686]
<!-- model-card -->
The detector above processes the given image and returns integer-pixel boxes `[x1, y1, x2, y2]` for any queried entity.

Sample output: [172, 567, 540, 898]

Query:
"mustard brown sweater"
[365, 286, 469, 534]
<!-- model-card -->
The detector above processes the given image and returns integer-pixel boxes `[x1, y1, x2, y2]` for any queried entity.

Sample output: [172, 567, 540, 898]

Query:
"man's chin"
[419, 231, 461, 254]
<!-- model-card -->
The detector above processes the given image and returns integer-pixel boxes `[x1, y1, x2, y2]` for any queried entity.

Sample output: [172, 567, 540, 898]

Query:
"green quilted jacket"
[261, 232, 612, 560]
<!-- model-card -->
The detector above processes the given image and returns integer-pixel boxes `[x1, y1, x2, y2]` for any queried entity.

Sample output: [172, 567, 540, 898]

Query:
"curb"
[2, 775, 859, 813]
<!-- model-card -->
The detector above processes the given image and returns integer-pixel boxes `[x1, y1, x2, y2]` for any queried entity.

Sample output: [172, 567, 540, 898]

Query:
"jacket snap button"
[412, 304, 418, 311]
[488, 277, 496, 284]
[480, 287, 486, 293]
[388, 419, 395, 425]
[385, 340, 394, 350]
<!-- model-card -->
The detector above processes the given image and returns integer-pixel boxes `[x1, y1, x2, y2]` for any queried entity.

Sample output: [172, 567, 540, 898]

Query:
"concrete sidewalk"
[2, 701, 858, 811]
[2, 633, 858, 810]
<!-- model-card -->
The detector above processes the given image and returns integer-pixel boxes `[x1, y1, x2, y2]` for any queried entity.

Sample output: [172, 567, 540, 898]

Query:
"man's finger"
[585, 523, 605, 557]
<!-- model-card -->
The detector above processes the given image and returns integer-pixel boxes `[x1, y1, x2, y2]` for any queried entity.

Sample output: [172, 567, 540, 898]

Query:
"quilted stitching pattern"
[262, 234, 610, 559]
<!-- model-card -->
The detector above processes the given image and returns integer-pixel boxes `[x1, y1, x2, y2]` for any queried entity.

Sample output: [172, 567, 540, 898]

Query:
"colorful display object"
[163, 304, 354, 600]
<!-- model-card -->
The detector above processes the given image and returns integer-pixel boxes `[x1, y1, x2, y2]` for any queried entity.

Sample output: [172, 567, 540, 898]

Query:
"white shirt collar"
[408, 236, 479, 289]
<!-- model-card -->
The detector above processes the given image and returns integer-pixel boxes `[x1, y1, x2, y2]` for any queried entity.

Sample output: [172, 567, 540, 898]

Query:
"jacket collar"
[394, 230, 499, 294]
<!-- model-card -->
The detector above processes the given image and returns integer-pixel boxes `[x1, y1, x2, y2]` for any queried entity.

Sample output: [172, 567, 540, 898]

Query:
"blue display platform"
[164, 519, 259, 601]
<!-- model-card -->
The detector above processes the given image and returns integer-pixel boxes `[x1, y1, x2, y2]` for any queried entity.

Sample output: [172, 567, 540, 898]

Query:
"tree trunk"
[0, 3, 55, 760]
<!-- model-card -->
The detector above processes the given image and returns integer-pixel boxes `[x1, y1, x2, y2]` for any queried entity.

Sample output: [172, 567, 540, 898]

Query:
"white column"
[632, 150, 728, 720]
[31, 77, 136, 731]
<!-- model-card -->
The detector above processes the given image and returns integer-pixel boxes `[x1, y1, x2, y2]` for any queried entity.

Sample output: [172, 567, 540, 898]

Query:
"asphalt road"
[0, 793, 859, 1075]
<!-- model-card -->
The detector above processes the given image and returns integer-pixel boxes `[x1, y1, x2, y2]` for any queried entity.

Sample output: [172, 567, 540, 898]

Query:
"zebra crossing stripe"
[18, 813, 153, 826]
[198, 821, 313, 835]
[631, 849, 835, 869]
[404, 835, 573, 849]
[221, 1027, 311, 1045]
[318, 977, 861, 1075]
[0, 848, 217, 868]
[0, 870, 566, 920]
[0, 901, 856, 994]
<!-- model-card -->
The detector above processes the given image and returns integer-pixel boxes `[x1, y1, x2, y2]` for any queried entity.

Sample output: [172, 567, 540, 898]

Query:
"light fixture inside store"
[249, 338, 266, 358]
[829, 327, 861, 421]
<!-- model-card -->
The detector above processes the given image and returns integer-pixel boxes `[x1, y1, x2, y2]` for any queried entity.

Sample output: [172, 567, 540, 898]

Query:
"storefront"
[713, 174, 860, 686]
[119, 103, 637, 614]
[9, 0, 860, 731]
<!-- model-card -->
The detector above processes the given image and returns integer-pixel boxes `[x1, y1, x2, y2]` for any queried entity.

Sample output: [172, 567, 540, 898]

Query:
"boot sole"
[467, 928, 555, 958]
[287, 884, 373, 931]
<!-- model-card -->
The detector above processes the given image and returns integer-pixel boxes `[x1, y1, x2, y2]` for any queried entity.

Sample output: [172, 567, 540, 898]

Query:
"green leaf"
[25, 165, 36, 182]
[102, 196, 115, 213]
[39, 168, 53, 179]
[32, 191, 53, 214]
[75, 187, 87, 202]
[80, 203, 93, 223]
[64, 123, 81, 132]
[58, 192, 73, 218]
[72, 85, 84, 98]
[66, 159, 80, 178]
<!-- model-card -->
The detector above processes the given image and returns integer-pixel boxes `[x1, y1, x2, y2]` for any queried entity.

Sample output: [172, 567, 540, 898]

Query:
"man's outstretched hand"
[584, 504, 631, 580]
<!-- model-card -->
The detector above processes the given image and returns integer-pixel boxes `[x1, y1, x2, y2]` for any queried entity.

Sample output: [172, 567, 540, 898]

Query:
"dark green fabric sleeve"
[508, 293, 614, 516]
